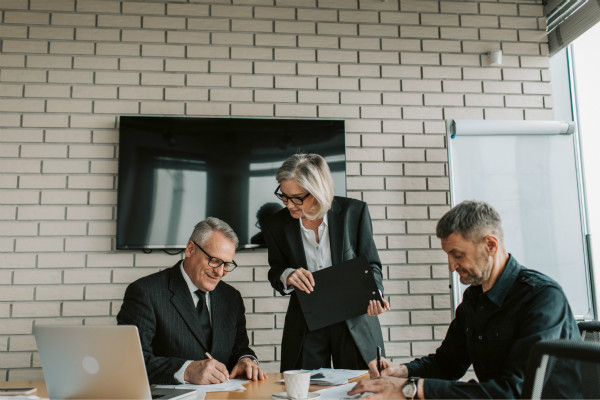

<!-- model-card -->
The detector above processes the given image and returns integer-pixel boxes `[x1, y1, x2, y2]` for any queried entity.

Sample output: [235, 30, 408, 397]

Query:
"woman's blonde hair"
[276, 153, 335, 220]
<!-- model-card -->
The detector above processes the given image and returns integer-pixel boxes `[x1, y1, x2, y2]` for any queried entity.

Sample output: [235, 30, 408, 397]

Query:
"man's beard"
[459, 248, 492, 286]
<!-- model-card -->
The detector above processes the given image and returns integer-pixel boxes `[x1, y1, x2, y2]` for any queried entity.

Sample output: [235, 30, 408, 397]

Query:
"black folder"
[295, 256, 383, 331]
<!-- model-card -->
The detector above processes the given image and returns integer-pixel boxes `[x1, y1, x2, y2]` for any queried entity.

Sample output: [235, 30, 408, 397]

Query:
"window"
[552, 21, 600, 317]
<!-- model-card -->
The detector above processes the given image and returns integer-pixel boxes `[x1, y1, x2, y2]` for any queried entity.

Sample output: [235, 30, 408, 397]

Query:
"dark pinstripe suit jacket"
[117, 261, 255, 384]
[262, 196, 385, 372]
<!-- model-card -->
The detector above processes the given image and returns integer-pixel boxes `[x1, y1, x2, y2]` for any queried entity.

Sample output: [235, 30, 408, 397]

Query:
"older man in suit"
[117, 217, 266, 385]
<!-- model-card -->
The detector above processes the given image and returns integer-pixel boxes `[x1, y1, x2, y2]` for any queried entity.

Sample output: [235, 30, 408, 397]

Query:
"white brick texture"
[0, 0, 550, 380]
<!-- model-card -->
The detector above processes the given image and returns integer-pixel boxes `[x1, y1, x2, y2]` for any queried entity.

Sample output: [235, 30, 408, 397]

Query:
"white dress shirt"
[281, 214, 333, 292]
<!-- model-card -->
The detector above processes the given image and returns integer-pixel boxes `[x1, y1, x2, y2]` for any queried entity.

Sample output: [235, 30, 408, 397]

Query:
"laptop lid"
[33, 325, 194, 400]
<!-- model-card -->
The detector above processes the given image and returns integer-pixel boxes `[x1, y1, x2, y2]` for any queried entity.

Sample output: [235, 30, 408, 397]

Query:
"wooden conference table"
[0, 372, 368, 399]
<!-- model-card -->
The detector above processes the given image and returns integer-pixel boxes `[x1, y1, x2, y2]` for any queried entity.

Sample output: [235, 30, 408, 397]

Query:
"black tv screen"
[117, 116, 346, 250]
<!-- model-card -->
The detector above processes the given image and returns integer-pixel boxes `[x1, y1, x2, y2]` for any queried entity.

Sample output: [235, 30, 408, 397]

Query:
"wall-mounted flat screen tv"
[117, 116, 346, 250]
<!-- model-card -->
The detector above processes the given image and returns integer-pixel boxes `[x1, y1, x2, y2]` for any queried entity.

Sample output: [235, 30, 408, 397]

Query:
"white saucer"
[271, 392, 320, 400]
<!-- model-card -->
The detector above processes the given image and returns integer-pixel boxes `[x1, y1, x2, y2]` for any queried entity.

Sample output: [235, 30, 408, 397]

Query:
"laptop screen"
[34, 325, 158, 399]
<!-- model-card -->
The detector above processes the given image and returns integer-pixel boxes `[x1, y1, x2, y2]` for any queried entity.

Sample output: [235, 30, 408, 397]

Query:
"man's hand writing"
[367, 357, 407, 378]
[184, 358, 229, 384]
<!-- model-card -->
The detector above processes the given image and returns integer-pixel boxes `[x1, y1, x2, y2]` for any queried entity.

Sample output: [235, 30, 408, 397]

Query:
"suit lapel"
[168, 261, 211, 353]
[283, 214, 308, 268]
[328, 198, 343, 266]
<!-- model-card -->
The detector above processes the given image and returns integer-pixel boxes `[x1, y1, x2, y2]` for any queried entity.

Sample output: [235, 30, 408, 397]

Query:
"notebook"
[34, 325, 197, 400]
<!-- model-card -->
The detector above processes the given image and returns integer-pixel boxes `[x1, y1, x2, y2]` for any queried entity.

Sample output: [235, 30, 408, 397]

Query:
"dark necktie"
[195, 290, 212, 350]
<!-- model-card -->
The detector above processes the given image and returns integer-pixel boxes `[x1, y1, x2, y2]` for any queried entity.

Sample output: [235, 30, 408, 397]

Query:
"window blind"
[547, 0, 600, 55]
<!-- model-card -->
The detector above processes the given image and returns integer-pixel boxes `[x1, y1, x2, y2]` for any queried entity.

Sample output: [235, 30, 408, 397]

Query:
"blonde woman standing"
[262, 153, 390, 372]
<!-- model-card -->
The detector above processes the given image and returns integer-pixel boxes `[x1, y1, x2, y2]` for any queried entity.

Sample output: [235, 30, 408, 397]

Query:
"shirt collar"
[484, 254, 521, 307]
[180, 259, 202, 297]
[299, 213, 329, 232]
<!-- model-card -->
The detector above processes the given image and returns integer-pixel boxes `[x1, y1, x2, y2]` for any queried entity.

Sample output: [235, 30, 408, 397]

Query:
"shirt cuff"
[174, 360, 193, 383]
[280, 268, 295, 294]
[238, 355, 260, 365]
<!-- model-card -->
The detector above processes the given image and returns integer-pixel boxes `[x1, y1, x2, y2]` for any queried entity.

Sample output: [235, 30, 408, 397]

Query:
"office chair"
[522, 339, 600, 399]
[578, 320, 600, 342]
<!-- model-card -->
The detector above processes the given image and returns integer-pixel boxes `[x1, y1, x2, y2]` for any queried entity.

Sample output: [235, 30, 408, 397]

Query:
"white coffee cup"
[283, 369, 311, 400]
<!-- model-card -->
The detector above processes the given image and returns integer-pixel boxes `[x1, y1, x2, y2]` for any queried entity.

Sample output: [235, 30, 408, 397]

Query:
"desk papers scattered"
[309, 369, 368, 385]
[315, 382, 374, 399]
[278, 369, 367, 386]
[154, 378, 248, 393]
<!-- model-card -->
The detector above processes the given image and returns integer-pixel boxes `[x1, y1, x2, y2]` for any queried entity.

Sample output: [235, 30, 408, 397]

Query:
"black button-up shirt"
[405, 255, 580, 399]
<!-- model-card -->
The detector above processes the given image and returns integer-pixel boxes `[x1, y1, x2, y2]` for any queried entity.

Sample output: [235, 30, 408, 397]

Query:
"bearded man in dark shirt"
[349, 200, 580, 399]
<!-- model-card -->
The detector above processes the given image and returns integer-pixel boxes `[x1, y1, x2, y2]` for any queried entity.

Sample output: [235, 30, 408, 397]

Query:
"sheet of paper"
[315, 382, 362, 399]
[154, 378, 248, 393]
[316, 382, 374, 399]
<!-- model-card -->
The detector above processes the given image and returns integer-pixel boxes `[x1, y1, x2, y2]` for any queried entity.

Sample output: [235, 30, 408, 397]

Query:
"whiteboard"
[447, 119, 594, 319]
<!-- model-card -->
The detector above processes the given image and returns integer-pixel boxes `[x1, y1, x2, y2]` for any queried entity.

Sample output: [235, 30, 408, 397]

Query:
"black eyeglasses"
[274, 185, 311, 205]
[191, 240, 238, 272]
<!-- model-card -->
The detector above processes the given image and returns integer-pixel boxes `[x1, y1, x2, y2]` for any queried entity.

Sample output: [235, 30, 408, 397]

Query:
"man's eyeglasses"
[274, 185, 311, 205]
[191, 240, 238, 272]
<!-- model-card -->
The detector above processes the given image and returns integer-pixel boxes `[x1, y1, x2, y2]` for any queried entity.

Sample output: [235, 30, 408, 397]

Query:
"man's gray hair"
[276, 153, 334, 219]
[436, 200, 504, 243]
[190, 217, 239, 248]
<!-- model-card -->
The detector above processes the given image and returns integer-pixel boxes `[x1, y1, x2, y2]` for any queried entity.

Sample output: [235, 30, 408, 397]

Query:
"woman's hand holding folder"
[286, 267, 315, 293]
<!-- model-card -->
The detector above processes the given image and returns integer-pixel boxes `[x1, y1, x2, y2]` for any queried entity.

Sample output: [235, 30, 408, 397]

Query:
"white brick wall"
[0, 0, 549, 380]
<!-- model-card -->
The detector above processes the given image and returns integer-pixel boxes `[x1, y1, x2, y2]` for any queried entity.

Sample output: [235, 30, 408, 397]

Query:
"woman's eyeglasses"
[274, 185, 311, 205]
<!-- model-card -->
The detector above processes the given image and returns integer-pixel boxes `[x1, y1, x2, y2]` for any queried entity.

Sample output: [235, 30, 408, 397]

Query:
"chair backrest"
[578, 320, 600, 342]
[522, 339, 600, 399]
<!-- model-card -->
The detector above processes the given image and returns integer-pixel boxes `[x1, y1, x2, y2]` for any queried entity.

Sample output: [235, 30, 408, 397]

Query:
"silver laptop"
[34, 325, 197, 400]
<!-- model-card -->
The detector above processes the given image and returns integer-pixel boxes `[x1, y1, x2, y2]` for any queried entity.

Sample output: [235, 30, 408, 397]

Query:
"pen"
[376, 346, 382, 375]
[205, 352, 230, 382]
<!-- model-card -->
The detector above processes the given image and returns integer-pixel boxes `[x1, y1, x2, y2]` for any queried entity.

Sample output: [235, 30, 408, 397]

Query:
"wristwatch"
[402, 377, 418, 399]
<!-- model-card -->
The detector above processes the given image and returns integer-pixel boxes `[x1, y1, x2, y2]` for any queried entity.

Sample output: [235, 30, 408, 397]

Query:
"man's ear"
[483, 235, 499, 256]
[184, 241, 194, 258]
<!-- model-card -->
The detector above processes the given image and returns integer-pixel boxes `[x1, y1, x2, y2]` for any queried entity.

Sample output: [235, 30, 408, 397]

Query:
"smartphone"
[0, 387, 37, 395]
